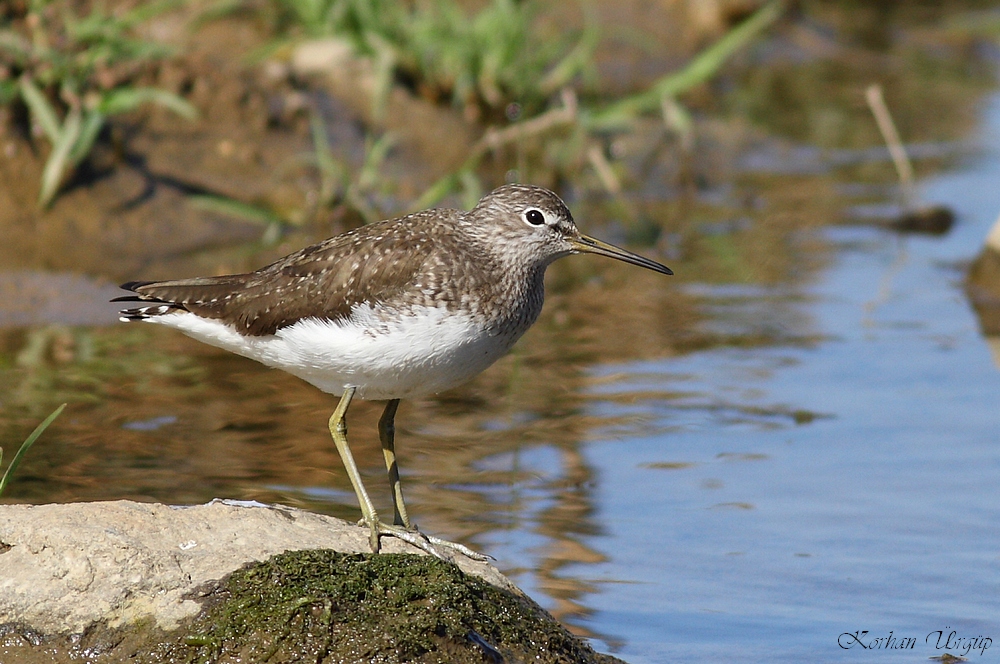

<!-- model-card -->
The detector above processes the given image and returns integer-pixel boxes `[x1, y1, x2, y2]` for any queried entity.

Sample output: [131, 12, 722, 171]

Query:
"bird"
[114, 184, 672, 559]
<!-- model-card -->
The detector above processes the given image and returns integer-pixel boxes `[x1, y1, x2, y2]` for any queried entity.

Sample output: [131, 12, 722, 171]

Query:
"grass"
[297, 112, 396, 223]
[0, 403, 65, 498]
[236, 0, 597, 121]
[1, 0, 783, 219]
[197, 0, 782, 223]
[406, 0, 784, 207]
[586, 0, 785, 129]
[0, 0, 197, 207]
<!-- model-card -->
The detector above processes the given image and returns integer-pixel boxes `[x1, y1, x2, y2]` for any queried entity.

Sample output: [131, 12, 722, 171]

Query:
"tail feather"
[119, 280, 158, 292]
[111, 294, 153, 303]
[115, 275, 250, 322]
[118, 303, 188, 322]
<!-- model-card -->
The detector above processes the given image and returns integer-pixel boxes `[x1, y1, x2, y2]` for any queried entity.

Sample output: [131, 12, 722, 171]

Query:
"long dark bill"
[569, 235, 673, 275]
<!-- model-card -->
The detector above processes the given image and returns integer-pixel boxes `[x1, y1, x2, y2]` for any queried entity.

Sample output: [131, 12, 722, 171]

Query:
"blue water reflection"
[573, 98, 1000, 662]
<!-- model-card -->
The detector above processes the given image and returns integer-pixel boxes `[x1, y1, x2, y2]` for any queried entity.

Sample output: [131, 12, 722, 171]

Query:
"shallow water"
[2, 6, 1000, 662]
[556, 101, 1000, 661]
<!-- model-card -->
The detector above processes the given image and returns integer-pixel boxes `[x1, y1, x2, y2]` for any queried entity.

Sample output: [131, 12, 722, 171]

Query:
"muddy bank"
[0, 500, 615, 663]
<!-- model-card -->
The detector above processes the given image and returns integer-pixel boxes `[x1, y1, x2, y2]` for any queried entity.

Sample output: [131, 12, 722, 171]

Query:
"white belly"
[146, 304, 518, 400]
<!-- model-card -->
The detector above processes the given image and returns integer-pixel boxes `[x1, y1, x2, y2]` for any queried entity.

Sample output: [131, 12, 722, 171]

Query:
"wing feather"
[118, 210, 458, 336]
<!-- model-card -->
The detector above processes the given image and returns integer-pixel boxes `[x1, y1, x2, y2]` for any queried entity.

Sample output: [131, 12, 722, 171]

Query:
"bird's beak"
[569, 234, 673, 275]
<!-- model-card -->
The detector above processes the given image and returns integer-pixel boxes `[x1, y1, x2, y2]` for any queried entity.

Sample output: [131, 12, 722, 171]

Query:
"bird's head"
[470, 184, 673, 275]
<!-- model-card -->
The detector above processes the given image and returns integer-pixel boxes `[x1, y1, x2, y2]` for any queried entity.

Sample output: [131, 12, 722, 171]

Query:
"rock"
[0, 499, 513, 633]
[0, 500, 623, 663]
[987, 213, 1000, 254]
[967, 213, 1000, 367]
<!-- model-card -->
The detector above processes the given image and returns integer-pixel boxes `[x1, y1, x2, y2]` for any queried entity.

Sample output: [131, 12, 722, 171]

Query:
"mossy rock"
[140, 549, 625, 664]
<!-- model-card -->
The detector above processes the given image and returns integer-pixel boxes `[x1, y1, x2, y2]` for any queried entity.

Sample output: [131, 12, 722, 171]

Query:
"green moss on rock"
[148, 550, 625, 664]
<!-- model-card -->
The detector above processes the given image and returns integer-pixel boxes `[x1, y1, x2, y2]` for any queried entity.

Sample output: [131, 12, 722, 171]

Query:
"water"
[552, 102, 1000, 661]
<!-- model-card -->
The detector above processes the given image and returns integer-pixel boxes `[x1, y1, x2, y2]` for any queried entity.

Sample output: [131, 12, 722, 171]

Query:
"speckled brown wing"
[118, 210, 458, 336]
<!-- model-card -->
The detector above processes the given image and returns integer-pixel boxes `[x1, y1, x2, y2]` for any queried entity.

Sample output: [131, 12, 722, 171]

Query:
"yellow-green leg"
[329, 391, 488, 561]
[375, 399, 488, 561]
[378, 399, 409, 528]
[328, 387, 382, 552]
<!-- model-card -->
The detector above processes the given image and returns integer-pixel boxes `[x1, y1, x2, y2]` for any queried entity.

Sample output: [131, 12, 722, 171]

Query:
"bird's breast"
[263, 302, 524, 399]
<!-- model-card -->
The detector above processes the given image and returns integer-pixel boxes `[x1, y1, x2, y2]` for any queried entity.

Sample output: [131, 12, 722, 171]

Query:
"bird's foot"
[359, 518, 489, 562]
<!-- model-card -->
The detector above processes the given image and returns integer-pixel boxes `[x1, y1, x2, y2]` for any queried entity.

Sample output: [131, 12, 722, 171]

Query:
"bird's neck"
[482, 262, 547, 339]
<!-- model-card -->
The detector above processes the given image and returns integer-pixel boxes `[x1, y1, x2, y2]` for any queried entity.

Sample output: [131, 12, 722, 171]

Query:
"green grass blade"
[657, 0, 783, 92]
[357, 132, 395, 190]
[188, 194, 287, 226]
[410, 171, 460, 212]
[309, 111, 339, 176]
[590, 0, 784, 128]
[0, 403, 66, 497]
[18, 76, 62, 143]
[68, 109, 106, 165]
[539, 14, 600, 95]
[38, 105, 82, 208]
[458, 169, 482, 211]
[115, 0, 186, 28]
[194, 0, 250, 25]
[369, 42, 396, 121]
[98, 87, 198, 120]
[308, 111, 347, 205]
[241, 37, 295, 65]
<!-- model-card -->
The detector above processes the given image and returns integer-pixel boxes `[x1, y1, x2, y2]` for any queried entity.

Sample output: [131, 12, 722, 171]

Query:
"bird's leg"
[330, 391, 486, 561]
[374, 399, 490, 562]
[328, 386, 382, 552]
[378, 399, 409, 528]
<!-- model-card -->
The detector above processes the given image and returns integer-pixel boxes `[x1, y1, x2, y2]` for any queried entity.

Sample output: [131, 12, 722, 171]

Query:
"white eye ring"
[523, 208, 546, 226]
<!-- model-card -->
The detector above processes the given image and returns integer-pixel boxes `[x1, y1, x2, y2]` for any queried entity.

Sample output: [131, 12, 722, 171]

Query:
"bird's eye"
[524, 209, 545, 226]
